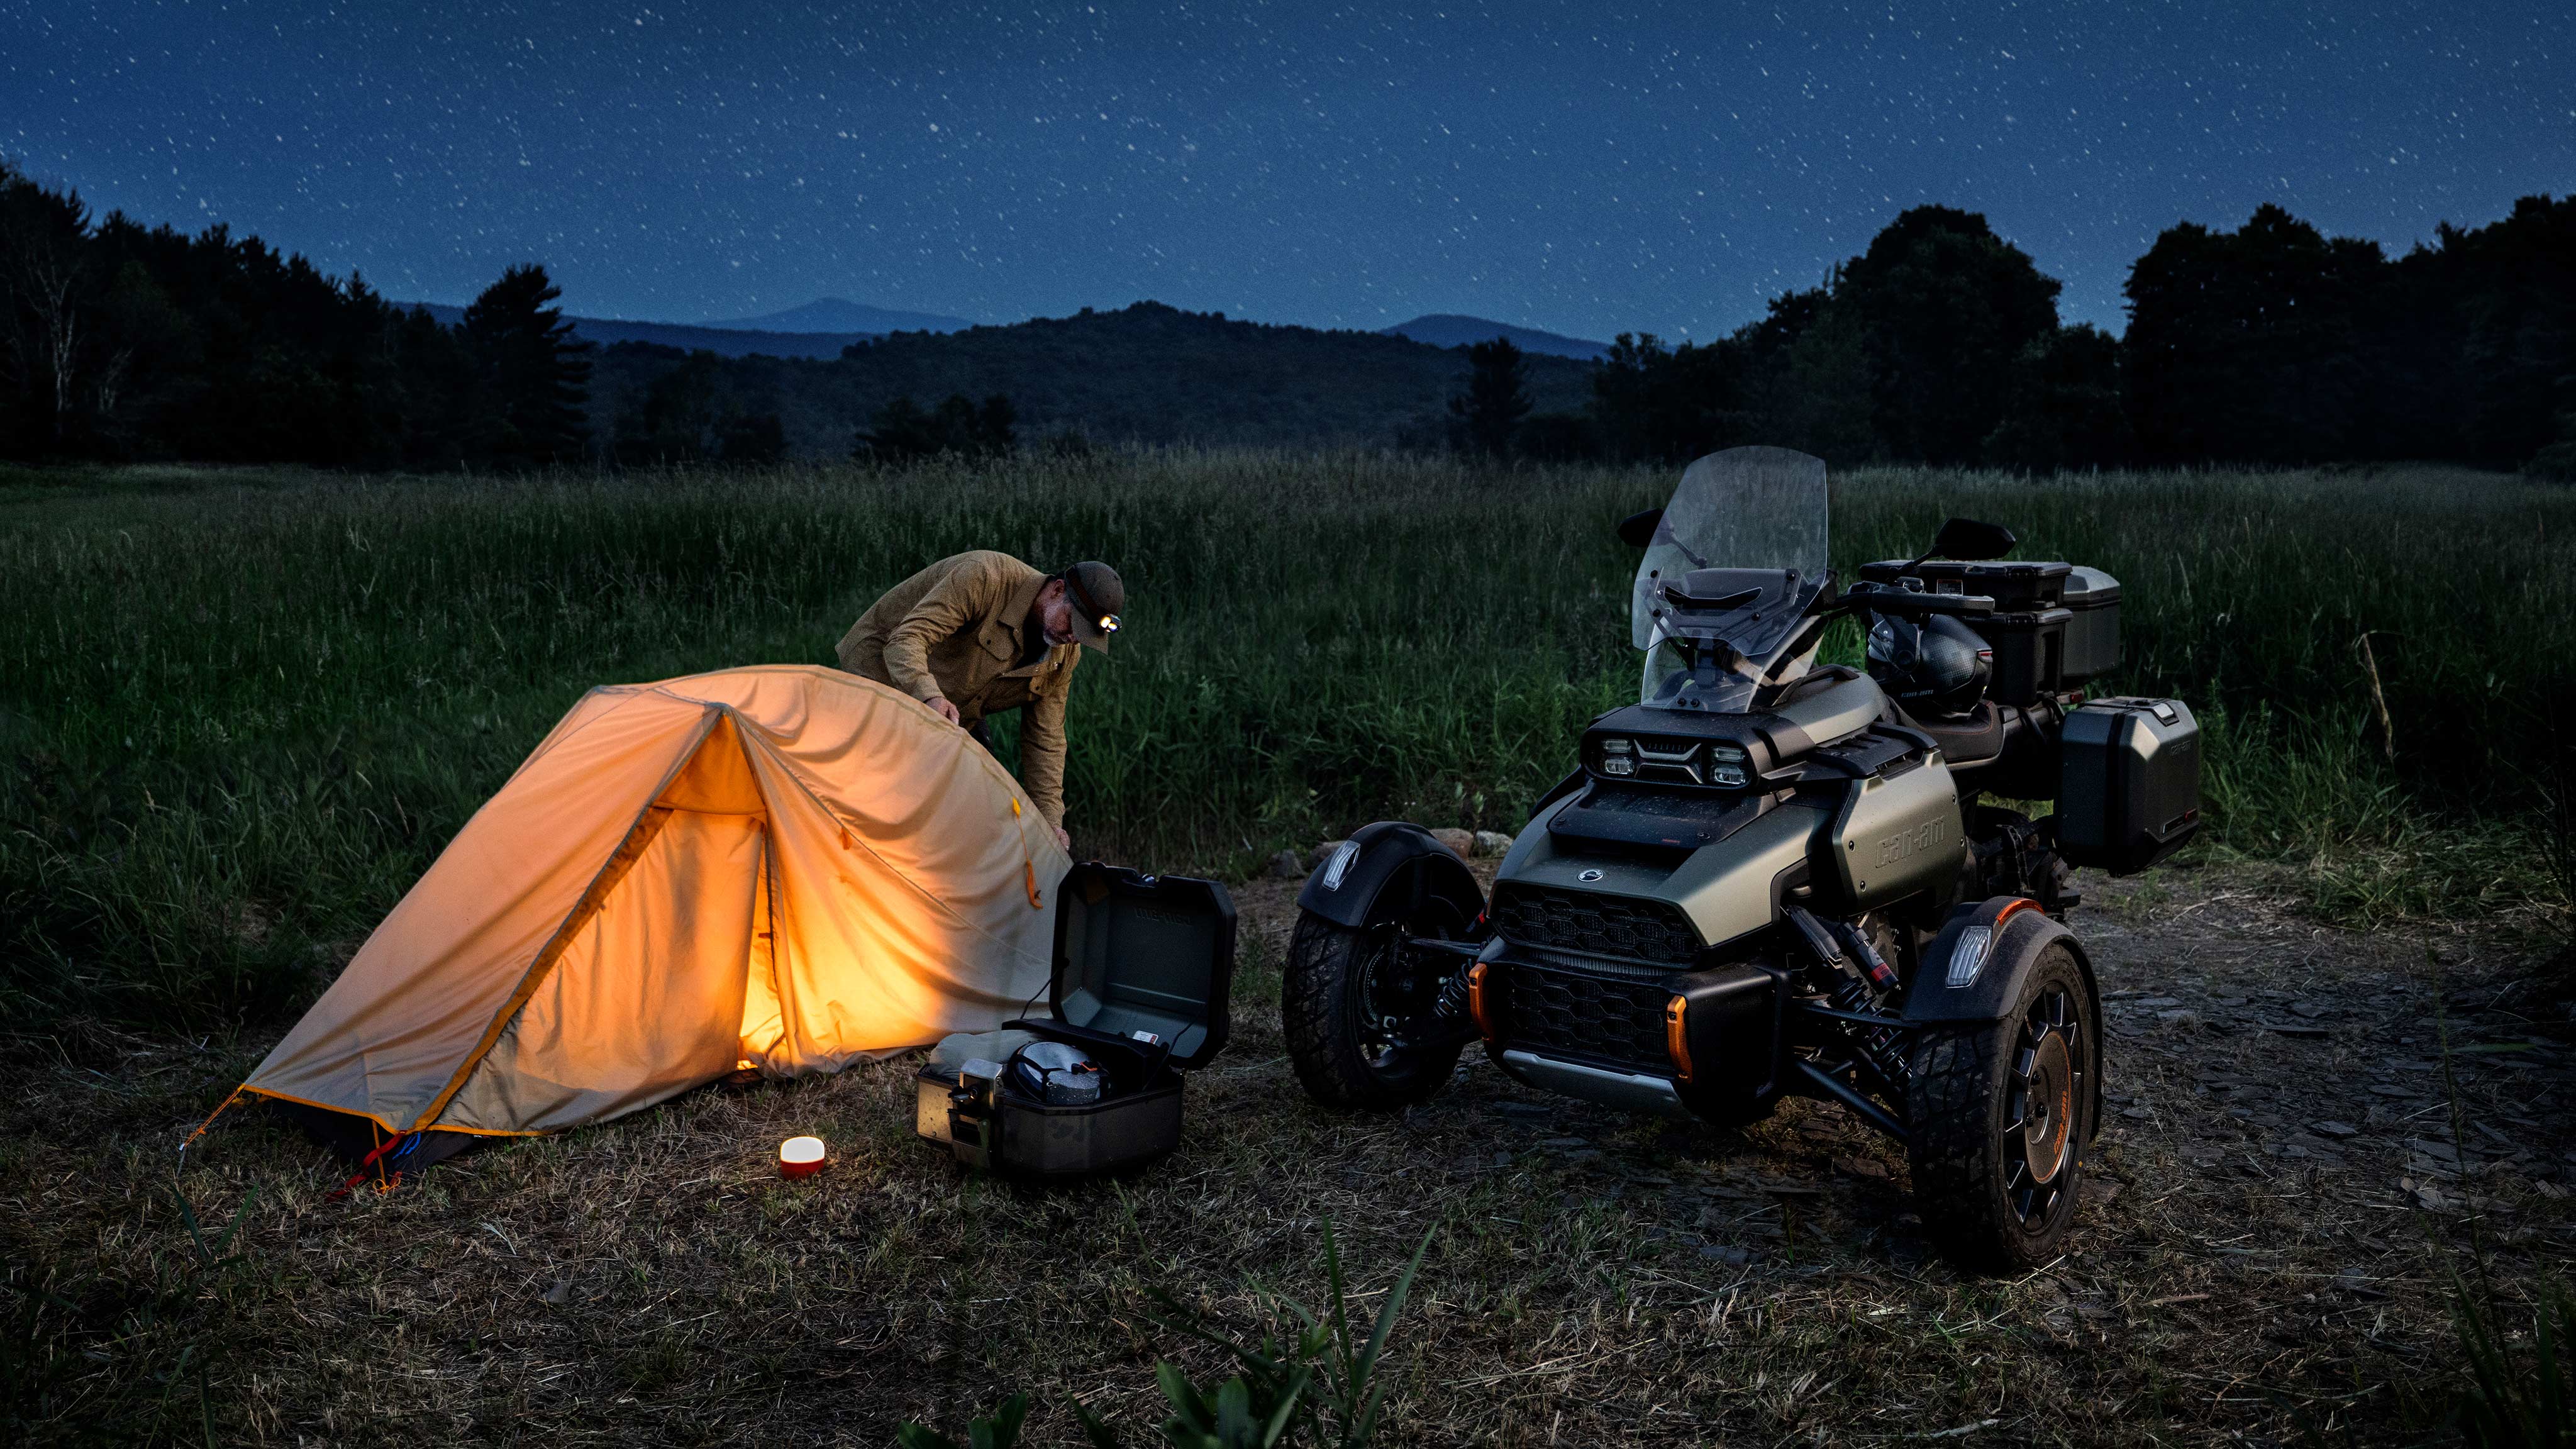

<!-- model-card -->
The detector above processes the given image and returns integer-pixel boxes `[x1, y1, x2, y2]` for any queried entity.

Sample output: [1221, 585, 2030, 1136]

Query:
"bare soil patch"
[6, 863, 2569, 1445]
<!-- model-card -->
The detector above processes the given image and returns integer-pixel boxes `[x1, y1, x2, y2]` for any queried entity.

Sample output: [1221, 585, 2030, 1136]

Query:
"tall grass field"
[2, 453, 2568, 1032]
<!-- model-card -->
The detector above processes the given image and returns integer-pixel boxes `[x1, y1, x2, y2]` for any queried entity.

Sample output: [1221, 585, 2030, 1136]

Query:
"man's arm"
[880, 561, 996, 708]
[1021, 672, 1070, 840]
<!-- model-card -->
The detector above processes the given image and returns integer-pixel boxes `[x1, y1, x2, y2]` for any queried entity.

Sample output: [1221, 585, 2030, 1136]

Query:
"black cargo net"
[1490, 884, 1701, 966]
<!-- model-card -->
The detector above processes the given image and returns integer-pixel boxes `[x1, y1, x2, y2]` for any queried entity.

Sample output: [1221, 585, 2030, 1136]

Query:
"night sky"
[6, 2, 2570, 340]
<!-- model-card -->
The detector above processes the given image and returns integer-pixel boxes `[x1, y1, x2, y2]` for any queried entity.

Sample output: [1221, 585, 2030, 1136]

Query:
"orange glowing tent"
[227, 665, 1070, 1170]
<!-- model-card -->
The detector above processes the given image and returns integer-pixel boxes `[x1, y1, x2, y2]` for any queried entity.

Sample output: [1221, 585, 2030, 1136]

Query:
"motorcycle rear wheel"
[1905, 941, 2096, 1272]
[1282, 905, 1472, 1111]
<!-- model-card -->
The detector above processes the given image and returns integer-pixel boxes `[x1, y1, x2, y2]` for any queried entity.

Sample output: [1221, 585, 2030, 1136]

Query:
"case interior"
[1048, 863, 1236, 1069]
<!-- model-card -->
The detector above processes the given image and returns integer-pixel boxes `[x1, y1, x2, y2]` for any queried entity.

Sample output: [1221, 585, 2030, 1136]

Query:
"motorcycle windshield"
[1630, 447, 1830, 711]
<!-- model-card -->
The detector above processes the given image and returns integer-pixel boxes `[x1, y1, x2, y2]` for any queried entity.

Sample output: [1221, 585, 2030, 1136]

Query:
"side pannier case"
[2057, 697, 2201, 874]
[915, 863, 1236, 1179]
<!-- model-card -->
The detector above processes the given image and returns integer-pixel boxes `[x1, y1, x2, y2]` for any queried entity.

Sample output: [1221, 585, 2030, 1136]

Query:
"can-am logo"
[1577, 869, 1605, 882]
[1875, 819, 1948, 868]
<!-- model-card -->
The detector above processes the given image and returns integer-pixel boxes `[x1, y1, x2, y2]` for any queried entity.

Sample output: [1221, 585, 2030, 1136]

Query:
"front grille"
[1498, 963, 1672, 1074]
[1491, 884, 1702, 965]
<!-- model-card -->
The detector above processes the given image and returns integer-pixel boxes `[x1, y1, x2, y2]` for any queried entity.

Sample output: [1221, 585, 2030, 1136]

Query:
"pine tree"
[1448, 336, 1531, 456]
[464, 264, 591, 469]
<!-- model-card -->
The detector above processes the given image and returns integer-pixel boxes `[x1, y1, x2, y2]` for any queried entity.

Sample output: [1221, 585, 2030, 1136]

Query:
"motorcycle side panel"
[1295, 820, 1485, 930]
[1663, 804, 1829, 951]
[1824, 758, 1963, 909]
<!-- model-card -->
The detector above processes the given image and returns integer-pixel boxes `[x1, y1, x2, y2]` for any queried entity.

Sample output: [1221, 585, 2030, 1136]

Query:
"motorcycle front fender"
[1296, 820, 1487, 932]
[1904, 897, 2094, 1024]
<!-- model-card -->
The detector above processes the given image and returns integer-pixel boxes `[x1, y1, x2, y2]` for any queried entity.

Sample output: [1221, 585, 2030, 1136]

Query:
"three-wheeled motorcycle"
[1281, 447, 2200, 1270]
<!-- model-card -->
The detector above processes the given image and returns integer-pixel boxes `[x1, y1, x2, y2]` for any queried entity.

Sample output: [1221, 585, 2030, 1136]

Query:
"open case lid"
[1049, 862, 1236, 1070]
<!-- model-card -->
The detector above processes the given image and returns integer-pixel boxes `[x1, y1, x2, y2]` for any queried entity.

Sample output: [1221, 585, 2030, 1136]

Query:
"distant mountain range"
[706, 297, 974, 335]
[399, 302, 879, 360]
[1381, 314, 1610, 361]
[401, 297, 1614, 365]
[586, 299, 1600, 457]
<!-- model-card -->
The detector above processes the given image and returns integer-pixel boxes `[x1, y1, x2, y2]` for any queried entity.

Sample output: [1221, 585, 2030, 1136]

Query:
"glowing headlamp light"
[1098, 614, 1120, 635]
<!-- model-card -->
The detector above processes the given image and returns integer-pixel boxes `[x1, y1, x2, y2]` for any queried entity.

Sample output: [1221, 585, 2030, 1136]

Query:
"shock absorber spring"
[1825, 970, 1909, 1091]
[1785, 906, 1911, 1094]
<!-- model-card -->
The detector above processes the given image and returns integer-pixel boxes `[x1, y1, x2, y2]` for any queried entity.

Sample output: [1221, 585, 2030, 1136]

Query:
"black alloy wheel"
[2002, 985, 2085, 1230]
[1905, 941, 2097, 1272]
[1282, 899, 1475, 1111]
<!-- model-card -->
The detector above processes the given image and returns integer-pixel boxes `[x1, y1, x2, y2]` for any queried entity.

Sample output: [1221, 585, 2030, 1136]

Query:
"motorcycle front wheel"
[1282, 902, 1474, 1111]
[1904, 941, 2097, 1272]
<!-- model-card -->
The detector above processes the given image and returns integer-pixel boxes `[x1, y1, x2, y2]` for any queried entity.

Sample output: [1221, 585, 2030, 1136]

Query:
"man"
[836, 552, 1123, 851]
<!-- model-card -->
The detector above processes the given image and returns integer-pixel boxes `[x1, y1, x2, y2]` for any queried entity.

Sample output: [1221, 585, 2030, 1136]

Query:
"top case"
[1042, 862, 1236, 1070]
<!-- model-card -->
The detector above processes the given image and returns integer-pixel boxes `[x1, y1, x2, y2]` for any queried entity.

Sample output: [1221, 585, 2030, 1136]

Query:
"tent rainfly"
[229, 666, 1071, 1173]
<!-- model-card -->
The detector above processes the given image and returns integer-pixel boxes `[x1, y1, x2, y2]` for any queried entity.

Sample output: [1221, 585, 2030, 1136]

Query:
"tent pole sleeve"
[406, 706, 737, 1133]
[406, 804, 679, 1133]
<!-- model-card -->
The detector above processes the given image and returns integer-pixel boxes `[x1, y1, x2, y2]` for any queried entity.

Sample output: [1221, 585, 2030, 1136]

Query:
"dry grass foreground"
[6, 862, 2570, 1446]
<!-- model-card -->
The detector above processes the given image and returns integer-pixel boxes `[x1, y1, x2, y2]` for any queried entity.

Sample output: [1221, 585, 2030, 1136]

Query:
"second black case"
[915, 863, 1236, 1179]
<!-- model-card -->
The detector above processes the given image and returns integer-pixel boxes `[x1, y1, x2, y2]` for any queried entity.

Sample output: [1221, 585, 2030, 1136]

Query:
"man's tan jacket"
[836, 550, 1079, 829]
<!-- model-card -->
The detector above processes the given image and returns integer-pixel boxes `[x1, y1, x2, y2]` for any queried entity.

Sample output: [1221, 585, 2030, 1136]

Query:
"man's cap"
[1061, 562, 1124, 654]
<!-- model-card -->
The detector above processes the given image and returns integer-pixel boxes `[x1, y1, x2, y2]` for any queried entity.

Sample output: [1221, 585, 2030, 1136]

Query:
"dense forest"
[1573, 199, 2576, 476]
[0, 161, 594, 469]
[3, 155, 2570, 474]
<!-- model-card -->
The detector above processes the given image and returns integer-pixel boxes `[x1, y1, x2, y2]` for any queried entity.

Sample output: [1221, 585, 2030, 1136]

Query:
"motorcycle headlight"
[1707, 743, 1747, 787]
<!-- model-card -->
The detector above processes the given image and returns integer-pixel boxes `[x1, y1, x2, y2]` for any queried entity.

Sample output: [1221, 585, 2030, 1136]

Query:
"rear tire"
[1906, 941, 2096, 1273]
[1282, 909, 1470, 1111]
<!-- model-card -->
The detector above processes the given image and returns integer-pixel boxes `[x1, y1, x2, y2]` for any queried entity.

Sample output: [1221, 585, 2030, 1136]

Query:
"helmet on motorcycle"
[1867, 612, 1992, 718]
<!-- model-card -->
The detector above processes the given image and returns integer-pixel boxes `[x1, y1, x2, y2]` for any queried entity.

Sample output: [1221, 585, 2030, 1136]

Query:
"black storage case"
[2057, 697, 2201, 874]
[2059, 567, 2123, 683]
[1977, 606, 2074, 707]
[915, 863, 1235, 1180]
[1858, 558, 2124, 704]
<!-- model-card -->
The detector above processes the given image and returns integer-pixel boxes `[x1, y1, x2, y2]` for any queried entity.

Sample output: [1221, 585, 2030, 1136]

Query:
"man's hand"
[926, 696, 962, 725]
[1053, 824, 1071, 853]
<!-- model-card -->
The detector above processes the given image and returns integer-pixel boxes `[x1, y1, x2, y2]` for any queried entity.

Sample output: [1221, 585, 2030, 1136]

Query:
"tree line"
[6, 152, 2570, 475]
[1461, 198, 2575, 477]
[0, 158, 591, 469]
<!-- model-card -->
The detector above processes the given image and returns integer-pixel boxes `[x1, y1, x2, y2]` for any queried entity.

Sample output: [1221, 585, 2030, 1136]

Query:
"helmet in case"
[1008, 1040, 1106, 1105]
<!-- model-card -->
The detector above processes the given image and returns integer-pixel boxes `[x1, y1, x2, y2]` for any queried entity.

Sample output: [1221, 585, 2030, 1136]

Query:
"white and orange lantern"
[778, 1135, 826, 1179]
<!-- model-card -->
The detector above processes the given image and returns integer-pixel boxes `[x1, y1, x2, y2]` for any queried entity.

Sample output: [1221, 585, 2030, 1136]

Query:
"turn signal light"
[1466, 962, 1493, 1040]
[1665, 995, 1693, 1084]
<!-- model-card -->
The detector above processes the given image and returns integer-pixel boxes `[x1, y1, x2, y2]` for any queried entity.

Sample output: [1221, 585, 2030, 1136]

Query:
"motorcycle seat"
[1896, 700, 2007, 767]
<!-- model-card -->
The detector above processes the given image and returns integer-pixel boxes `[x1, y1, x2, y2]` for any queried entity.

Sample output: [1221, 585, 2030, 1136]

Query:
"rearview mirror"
[1930, 517, 2016, 560]
[1616, 508, 1663, 548]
